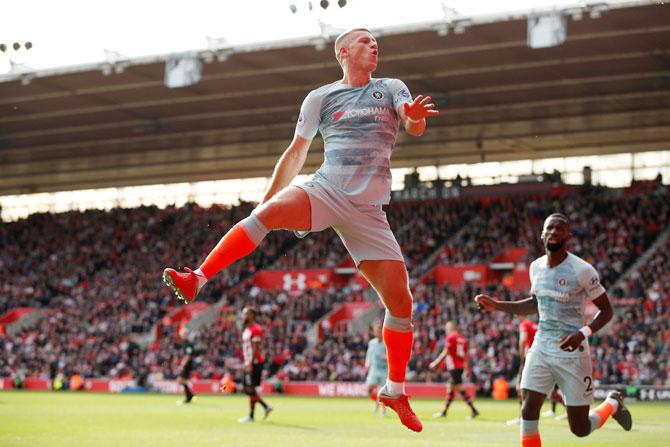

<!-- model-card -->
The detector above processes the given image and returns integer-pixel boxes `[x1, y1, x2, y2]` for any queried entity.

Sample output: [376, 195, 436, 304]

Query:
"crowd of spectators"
[0, 202, 299, 382]
[141, 281, 369, 388]
[597, 232, 670, 387]
[1, 186, 669, 392]
[432, 188, 668, 289]
[282, 272, 668, 391]
[274, 187, 670, 390]
[269, 197, 479, 273]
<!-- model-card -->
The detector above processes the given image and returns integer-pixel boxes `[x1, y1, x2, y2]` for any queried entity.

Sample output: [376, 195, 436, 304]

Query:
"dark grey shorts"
[294, 180, 404, 266]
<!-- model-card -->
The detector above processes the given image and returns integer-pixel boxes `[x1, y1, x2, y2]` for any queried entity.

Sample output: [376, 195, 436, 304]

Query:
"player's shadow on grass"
[263, 421, 320, 431]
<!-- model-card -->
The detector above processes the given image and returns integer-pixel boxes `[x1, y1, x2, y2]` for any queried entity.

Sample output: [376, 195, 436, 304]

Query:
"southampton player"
[475, 213, 632, 446]
[428, 321, 479, 419]
[176, 327, 195, 405]
[238, 306, 273, 423]
[365, 322, 387, 415]
[543, 385, 567, 420]
[164, 28, 438, 432]
[506, 315, 537, 425]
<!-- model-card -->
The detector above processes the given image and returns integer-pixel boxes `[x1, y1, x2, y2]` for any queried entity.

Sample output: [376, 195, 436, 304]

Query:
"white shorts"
[366, 369, 387, 387]
[520, 349, 594, 406]
[294, 180, 404, 266]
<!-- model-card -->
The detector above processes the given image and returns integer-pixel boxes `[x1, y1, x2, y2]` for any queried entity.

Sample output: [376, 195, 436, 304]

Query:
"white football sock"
[193, 268, 208, 290]
[384, 380, 405, 396]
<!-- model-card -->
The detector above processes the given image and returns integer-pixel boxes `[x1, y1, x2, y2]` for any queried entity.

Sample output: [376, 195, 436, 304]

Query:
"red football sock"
[383, 326, 413, 383]
[199, 222, 258, 279]
[521, 420, 541, 447]
[591, 400, 615, 429]
[521, 433, 541, 447]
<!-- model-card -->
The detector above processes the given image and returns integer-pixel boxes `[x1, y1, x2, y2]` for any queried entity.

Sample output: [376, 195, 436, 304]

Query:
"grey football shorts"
[366, 368, 387, 387]
[293, 180, 404, 266]
[520, 348, 594, 406]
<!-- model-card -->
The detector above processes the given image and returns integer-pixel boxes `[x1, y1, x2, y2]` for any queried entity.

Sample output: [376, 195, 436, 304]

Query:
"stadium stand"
[276, 186, 670, 390]
[1, 184, 669, 392]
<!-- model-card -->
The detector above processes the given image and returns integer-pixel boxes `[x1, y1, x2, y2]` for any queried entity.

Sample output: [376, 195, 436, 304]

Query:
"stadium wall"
[3, 378, 669, 401]
[0, 378, 471, 398]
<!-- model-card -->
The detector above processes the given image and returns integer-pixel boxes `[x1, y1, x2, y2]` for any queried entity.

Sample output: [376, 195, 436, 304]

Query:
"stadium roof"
[0, 1, 669, 195]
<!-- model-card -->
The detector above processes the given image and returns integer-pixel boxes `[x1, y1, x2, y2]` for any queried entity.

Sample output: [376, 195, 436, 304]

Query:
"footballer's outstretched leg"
[162, 213, 269, 303]
[163, 188, 310, 304]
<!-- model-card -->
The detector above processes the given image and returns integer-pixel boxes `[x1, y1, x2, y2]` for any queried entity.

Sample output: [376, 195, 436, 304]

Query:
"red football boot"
[163, 267, 202, 303]
[378, 388, 423, 432]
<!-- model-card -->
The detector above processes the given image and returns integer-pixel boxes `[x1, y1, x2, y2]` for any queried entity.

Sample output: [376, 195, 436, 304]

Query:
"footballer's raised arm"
[474, 294, 539, 315]
[400, 95, 438, 136]
[390, 79, 438, 137]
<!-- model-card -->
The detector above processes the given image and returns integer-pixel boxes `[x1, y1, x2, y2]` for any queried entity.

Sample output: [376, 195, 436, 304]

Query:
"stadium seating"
[1, 185, 668, 391]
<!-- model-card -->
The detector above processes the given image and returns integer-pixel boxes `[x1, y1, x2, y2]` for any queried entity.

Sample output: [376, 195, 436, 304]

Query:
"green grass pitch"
[1, 391, 667, 447]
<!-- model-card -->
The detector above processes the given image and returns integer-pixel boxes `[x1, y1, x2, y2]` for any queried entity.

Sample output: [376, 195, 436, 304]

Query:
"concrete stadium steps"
[0, 307, 44, 336]
[308, 302, 375, 345]
[409, 212, 480, 287]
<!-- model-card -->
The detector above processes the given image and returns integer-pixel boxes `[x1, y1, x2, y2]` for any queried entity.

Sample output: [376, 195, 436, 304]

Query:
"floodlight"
[165, 55, 203, 88]
[527, 12, 567, 49]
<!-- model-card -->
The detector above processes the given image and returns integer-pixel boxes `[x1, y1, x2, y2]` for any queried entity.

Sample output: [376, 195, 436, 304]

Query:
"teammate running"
[238, 306, 273, 423]
[365, 322, 387, 415]
[163, 28, 438, 432]
[176, 327, 195, 405]
[428, 321, 479, 420]
[475, 213, 632, 446]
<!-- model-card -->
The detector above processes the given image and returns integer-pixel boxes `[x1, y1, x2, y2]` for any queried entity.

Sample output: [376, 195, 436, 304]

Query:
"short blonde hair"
[334, 28, 373, 65]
